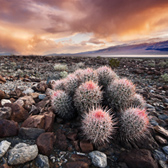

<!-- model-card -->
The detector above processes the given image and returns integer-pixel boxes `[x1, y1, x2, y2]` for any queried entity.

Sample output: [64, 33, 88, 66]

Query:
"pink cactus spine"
[73, 81, 102, 113]
[96, 66, 119, 88]
[119, 108, 149, 143]
[107, 78, 136, 111]
[81, 108, 115, 146]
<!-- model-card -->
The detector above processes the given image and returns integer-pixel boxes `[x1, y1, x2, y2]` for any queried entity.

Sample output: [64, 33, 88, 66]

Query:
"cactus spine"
[96, 66, 118, 88]
[51, 90, 74, 120]
[74, 81, 102, 113]
[119, 108, 149, 143]
[107, 78, 136, 111]
[129, 93, 146, 109]
[81, 108, 115, 146]
[74, 68, 98, 84]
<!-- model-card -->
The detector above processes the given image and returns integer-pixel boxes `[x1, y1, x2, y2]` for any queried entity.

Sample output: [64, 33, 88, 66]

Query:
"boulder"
[4, 103, 28, 122]
[0, 140, 11, 158]
[19, 127, 45, 140]
[21, 115, 45, 129]
[8, 143, 38, 165]
[89, 151, 107, 168]
[35, 154, 50, 168]
[80, 140, 93, 153]
[36, 132, 55, 156]
[119, 149, 158, 168]
[0, 119, 19, 138]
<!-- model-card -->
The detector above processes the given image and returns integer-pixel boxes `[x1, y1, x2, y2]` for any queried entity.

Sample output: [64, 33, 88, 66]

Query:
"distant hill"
[47, 40, 168, 56]
[75, 40, 168, 56]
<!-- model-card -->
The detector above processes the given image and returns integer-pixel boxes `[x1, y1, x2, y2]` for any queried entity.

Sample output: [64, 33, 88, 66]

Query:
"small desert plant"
[106, 78, 136, 111]
[147, 60, 155, 67]
[54, 63, 68, 71]
[75, 62, 85, 69]
[96, 66, 119, 88]
[51, 90, 75, 120]
[161, 73, 168, 82]
[81, 108, 115, 146]
[74, 81, 102, 113]
[109, 58, 120, 68]
[60, 71, 68, 78]
[158, 61, 168, 68]
[74, 68, 98, 84]
[119, 108, 149, 144]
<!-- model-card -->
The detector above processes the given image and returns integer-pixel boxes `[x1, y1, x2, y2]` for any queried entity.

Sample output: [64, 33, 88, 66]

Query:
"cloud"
[0, 0, 168, 54]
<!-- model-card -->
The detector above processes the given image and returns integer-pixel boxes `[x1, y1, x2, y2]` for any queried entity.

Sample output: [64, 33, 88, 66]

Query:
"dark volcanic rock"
[0, 119, 19, 138]
[55, 129, 68, 151]
[43, 111, 55, 132]
[80, 140, 93, 153]
[65, 161, 89, 168]
[70, 154, 91, 165]
[119, 149, 158, 168]
[19, 127, 45, 140]
[36, 132, 55, 156]
[4, 103, 29, 122]
[0, 75, 6, 83]
[21, 115, 45, 129]
[0, 90, 6, 100]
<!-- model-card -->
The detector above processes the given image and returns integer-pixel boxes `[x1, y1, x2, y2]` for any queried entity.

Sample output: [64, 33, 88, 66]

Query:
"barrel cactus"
[96, 66, 119, 88]
[74, 68, 98, 84]
[51, 90, 75, 120]
[81, 108, 115, 146]
[129, 93, 146, 109]
[119, 108, 149, 144]
[74, 81, 102, 113]
[107, 78, 136, 111]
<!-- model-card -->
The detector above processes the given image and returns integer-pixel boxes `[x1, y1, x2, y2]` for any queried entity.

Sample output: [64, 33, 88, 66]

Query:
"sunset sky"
[0, 0, 168, 55]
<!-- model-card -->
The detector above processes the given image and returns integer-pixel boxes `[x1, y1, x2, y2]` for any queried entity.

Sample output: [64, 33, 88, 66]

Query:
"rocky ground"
[0, 55, 168, 168]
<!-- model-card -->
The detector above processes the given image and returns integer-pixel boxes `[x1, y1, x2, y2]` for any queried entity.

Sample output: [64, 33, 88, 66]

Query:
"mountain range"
[48, 40, 168, 56]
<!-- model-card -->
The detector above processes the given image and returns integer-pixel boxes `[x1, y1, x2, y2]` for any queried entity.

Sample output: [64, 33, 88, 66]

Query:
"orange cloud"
[0, 0, 168, 54]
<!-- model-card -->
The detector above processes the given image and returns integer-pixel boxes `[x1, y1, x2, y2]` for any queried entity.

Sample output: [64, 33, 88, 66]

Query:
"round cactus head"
[74, 68, 98, 84]
[96, 66, 119, 88]
[119, 108, 149, 144]
[51, 90, 75, 120]
[129, 93, 146, 109]
[73, 81, 102, 113]
[81, 108, 115, 146]
[107, 78, 136, 112]
[51, 79, 65, 91]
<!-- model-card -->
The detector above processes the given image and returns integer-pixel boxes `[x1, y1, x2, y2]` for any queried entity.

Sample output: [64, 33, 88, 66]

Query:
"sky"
[0, 0, 168, 55]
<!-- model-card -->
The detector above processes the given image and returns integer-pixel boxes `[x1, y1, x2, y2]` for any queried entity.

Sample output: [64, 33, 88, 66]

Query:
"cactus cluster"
[50, 66, 149, 146]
